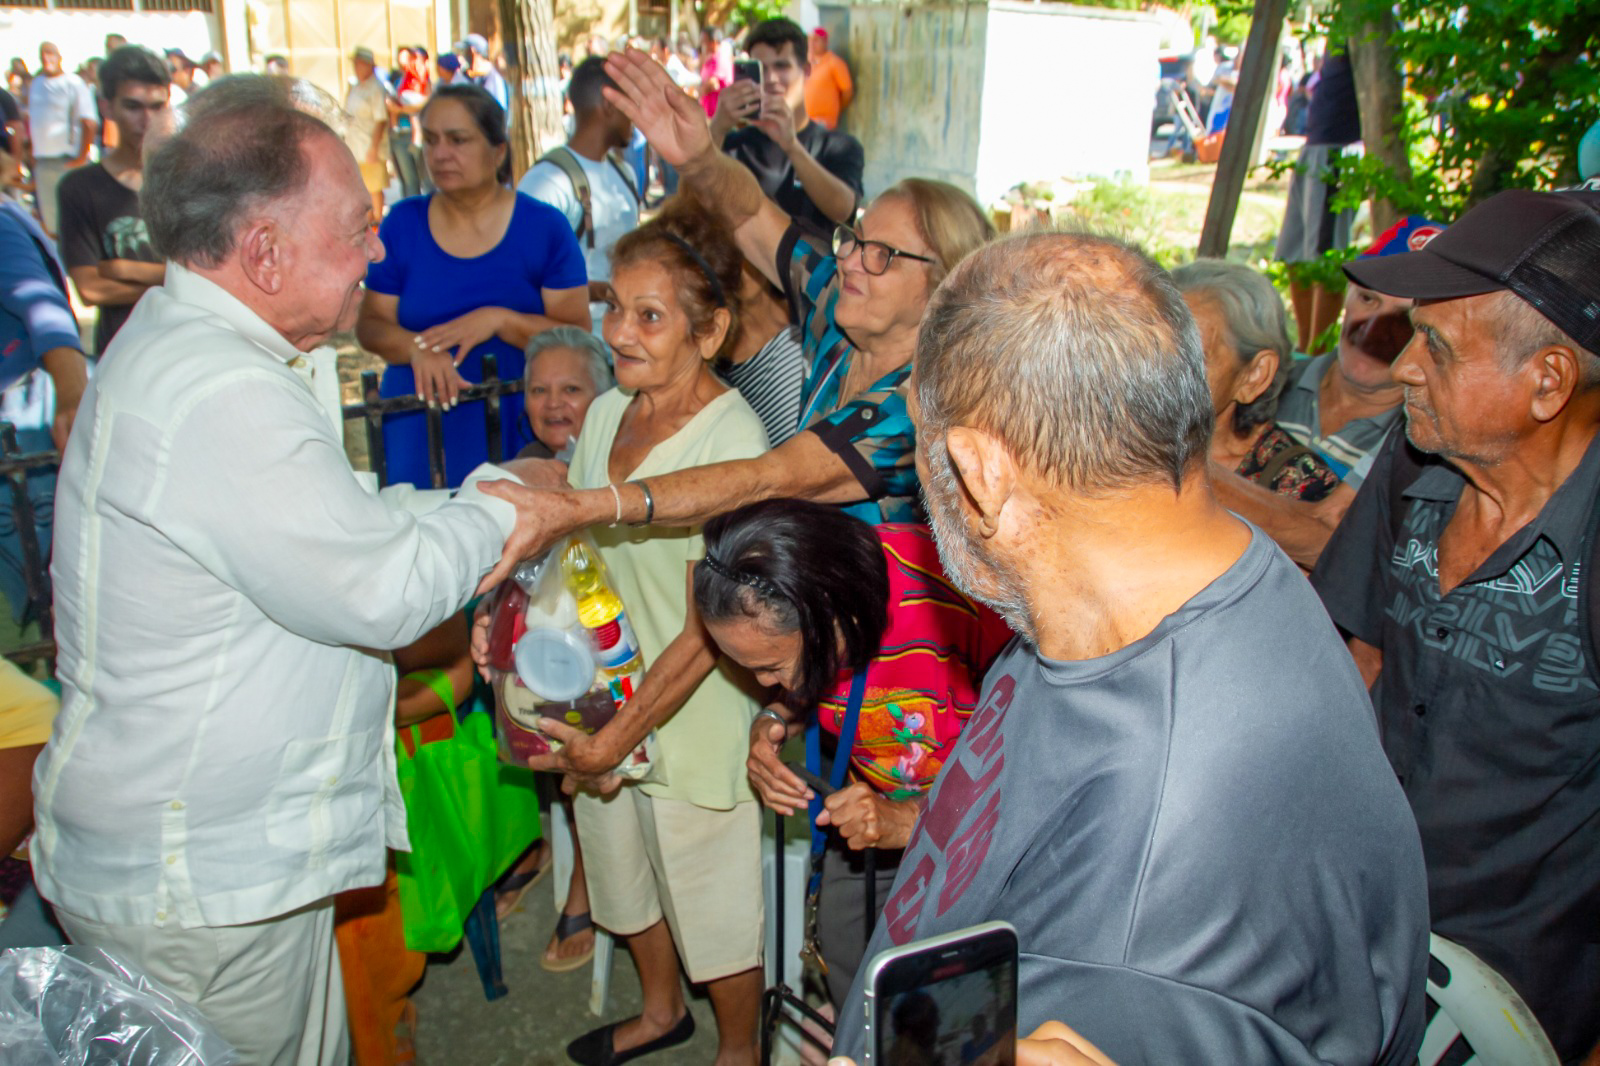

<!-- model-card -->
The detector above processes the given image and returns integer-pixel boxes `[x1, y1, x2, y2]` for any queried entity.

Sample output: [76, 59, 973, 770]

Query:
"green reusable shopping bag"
[392, 676, 541, 953]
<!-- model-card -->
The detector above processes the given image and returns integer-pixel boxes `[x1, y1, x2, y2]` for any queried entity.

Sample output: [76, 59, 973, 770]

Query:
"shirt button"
[165, 854, 178, 865]
[170, 800, 183, 810]
[155, 910, 167, 922]
[326, 776, 339, 787]
[1413, 703, 1427, 718]
[1434, 626, 1449, 640]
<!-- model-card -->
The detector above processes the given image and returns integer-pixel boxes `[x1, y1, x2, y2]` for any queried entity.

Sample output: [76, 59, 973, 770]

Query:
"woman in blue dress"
[358, 84, 591, 487]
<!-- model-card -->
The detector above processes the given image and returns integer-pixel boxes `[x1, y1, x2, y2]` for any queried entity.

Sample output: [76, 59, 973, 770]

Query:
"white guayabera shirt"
[33, 262, 518, 930]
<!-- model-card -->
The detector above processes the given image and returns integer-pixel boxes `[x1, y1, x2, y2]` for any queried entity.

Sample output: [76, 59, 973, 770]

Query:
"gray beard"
[920, 435, 1037, 644]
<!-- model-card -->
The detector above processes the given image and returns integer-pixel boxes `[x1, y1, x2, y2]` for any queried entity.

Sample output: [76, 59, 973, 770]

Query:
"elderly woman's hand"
[528, 715, 630, 789]
[603, 49, 715, 168]
[816, 783, 919, 851]
[747, 712, 810, 815]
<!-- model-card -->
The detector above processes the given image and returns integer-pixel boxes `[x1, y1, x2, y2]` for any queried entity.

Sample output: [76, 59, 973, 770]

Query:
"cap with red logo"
[1344, 189, 1600, 352]
[1359, 215, 1446, 259]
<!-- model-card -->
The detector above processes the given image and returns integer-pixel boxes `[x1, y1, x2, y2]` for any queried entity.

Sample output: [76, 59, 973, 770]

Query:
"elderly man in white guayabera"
[31, 75, 553, 1066]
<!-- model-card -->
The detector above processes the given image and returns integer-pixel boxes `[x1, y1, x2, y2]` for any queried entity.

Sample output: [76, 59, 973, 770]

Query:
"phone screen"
[870, 925, 1018, 1066]
[732, 59, 762, 84]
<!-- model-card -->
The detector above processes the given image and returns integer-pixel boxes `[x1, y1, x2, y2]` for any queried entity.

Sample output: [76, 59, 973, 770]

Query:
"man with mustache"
[1312, 188, 1600, 1064]
[1211, 216, 1444, 567]
[829, 230, 1429, 1065]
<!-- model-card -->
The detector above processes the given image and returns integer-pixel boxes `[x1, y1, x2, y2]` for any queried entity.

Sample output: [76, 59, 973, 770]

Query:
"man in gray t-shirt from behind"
[830, 232, 1429, 1066]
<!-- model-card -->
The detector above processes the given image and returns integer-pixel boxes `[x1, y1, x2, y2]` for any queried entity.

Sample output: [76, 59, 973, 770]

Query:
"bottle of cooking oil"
[562, 540, 642, 673]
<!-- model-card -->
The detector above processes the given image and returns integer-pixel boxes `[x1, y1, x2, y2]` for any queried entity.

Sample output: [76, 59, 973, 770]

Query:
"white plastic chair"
[1419, 934, 1559, 1066]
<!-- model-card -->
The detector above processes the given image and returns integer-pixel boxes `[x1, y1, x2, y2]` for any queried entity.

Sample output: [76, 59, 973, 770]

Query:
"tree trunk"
[1348, 11, 1411, 233]
[498, 0, 565, 181]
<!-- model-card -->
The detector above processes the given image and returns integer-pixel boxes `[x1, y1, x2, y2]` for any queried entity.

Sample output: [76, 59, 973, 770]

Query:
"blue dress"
[366, 192, 588, 487]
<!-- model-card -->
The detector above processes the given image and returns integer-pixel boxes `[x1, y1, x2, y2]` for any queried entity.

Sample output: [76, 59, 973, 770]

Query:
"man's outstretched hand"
[603, 49, 714, 168]
[472, 479, 587, 595]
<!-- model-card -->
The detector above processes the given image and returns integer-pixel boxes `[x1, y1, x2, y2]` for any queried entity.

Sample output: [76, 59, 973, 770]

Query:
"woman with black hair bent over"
[694, 500, 1010, 1010]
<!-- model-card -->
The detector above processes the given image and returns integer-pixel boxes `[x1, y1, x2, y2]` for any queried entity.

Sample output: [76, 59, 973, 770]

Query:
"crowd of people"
[0, 14, 1598, 1066]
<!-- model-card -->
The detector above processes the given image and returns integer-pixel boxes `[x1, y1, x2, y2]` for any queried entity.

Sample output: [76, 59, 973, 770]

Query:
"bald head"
[40, 43, 62, 75]
[916, 231, 1212, 494]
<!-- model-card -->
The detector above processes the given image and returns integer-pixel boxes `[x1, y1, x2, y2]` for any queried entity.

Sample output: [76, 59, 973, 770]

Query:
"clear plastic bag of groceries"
[0, 946, 238, 1065]
[485, 532, 656, 777]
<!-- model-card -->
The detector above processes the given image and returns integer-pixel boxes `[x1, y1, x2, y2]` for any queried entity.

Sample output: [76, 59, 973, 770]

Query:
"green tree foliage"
[1332, 0, 1597, 215]
[1277, 0, 1595, 310]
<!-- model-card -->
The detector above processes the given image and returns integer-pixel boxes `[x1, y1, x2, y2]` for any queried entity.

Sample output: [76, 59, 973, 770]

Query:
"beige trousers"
[55, 898, 349, 1066]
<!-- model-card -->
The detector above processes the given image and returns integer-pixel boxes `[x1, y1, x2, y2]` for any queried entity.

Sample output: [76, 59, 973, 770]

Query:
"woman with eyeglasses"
[505, 49, 996, 790]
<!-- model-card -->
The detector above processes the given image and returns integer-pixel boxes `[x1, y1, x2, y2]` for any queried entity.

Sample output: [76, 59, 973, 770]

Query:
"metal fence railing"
[2, 354, 522, 669]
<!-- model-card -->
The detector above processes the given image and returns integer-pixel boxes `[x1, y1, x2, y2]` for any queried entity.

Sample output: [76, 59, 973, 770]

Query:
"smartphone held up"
[863, 921, 1019, 1066]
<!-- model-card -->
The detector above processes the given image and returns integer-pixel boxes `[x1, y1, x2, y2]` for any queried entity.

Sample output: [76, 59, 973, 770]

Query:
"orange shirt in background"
[805, 50, 854, 131]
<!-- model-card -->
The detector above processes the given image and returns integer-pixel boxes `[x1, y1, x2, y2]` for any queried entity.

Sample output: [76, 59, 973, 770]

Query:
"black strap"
[1256, 442, 1318, 487]
[605, 150, 640, 206]
[540, 146, 594, 248]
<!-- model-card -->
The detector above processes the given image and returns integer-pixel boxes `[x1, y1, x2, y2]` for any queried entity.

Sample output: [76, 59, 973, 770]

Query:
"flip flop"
[566, 1010, 695, 1066]
[494, 842, 552, 918]
[541, 909, 597, 974]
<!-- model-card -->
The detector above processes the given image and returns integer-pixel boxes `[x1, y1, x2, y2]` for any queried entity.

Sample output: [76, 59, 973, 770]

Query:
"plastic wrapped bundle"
[485, 532, 655, 776]
[0, 947, 237, 1065]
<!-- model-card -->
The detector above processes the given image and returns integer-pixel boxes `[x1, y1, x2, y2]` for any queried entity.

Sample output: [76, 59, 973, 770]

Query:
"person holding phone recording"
[690, 500, 1009, 1009]
[710, 18, 863, 231]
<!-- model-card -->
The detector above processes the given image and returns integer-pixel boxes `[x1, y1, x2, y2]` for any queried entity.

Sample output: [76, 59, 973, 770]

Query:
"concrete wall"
[831, 2, 988, 200]
[819, 0, 1159, 205]
[975, 3, 1159, 201]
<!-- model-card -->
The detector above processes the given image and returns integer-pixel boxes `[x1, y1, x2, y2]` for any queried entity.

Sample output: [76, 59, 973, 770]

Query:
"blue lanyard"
[805, 669, 868, 863]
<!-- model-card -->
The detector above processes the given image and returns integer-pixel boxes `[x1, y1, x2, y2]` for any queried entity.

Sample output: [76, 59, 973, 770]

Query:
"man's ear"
[236, 219, 284, 297]
[945, 425, 1017, 538]
[1528, 344, 1584, 424]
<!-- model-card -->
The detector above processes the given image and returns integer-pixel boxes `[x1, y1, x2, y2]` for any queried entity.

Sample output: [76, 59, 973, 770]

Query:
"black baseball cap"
[1344, 188, 1600, 353]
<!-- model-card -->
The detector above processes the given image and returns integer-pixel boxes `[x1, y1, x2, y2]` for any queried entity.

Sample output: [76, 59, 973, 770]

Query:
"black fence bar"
[425, 403, 446, 490]
[361, 370, 388, 490]
[483, 355, 504, 465]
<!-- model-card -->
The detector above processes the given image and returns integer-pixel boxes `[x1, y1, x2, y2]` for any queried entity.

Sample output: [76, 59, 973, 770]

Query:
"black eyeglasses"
[832, 225, 935, 276]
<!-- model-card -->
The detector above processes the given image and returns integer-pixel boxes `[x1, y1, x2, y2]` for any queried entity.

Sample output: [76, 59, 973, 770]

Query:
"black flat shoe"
[566, 1011, 695, 1066]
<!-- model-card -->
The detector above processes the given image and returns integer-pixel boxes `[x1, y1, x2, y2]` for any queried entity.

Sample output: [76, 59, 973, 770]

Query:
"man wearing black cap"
[1312, 188, 1600, 1062]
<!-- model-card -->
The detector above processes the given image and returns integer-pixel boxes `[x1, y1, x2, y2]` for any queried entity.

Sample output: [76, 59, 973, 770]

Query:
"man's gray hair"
[524, 326, 614, 393]
[142, 75, 340, 268]
[916, 231, 1213, 493]
[1491, 290, 1600, 384]
[1170, 258, 1294, 433]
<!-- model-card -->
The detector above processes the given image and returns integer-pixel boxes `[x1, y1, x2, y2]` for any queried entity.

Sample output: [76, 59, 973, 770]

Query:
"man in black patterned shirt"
[1313, 188, 1600, 1062]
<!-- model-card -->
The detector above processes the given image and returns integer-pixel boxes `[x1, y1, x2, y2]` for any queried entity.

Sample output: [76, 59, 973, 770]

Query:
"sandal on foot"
[566, 1011, 695, 1066]
[494, 842, 552, 917]
[540, 909, 596, 974]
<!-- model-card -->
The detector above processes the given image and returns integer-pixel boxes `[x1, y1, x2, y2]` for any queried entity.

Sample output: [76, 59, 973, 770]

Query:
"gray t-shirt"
[835, 528, 1430, 1066]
